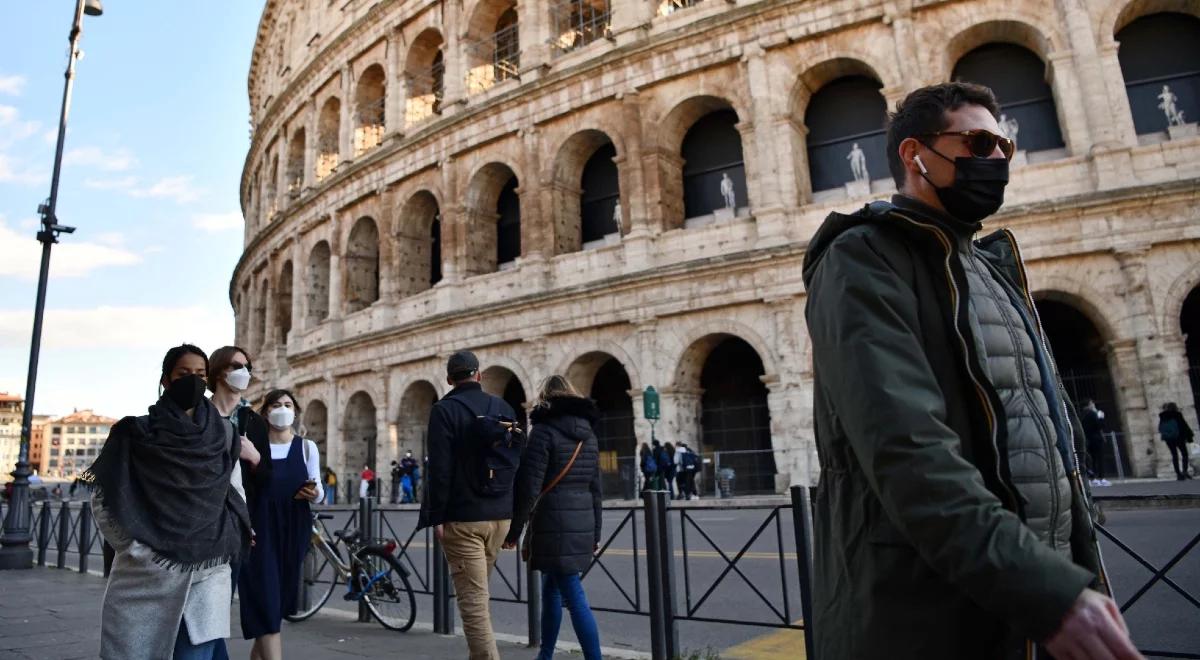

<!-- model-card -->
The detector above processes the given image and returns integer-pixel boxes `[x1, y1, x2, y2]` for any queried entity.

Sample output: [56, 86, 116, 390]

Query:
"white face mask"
[224, 367, 251, 392]
[267, 406, 295, 430]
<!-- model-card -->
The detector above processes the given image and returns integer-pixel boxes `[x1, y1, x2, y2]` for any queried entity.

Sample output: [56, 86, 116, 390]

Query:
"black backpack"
[445, 396, 525, 497]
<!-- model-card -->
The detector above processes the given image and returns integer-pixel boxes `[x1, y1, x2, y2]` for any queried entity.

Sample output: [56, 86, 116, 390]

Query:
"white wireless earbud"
[913, 154, 928, 174]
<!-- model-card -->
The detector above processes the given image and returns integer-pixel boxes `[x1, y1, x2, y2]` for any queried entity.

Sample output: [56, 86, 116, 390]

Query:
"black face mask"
[920, 146, 1009, 223]
[165, 374, 207, 411]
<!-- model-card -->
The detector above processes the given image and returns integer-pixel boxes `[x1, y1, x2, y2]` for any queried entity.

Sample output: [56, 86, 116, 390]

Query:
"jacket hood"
[530, 396, 599, 425]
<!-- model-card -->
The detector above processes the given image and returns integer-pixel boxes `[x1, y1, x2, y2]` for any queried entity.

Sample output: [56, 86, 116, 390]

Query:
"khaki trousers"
[441, 520, 511, 660]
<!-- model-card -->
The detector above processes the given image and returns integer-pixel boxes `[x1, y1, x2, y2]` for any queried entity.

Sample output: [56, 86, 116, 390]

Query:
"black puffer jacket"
[506, 396, 602, 574]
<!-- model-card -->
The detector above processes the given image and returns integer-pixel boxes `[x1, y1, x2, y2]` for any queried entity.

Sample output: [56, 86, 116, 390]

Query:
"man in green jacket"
[802, 82, 1141, 660]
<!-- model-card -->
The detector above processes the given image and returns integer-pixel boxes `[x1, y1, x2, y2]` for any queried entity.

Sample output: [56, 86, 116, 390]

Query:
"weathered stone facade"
[234, 0, 1200, 496]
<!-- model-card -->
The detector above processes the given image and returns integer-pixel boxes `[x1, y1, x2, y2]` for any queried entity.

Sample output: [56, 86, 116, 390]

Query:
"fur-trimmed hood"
[529, 396, 599, 425]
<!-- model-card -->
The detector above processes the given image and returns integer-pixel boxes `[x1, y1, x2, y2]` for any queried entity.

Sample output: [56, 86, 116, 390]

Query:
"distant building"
[0, 393, 22, 478]
[29, 415, 53, 476]
[43, 410, 117, 479]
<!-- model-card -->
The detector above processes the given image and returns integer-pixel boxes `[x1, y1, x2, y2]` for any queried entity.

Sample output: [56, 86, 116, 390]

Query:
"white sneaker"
[1099, 479, 1111, 487]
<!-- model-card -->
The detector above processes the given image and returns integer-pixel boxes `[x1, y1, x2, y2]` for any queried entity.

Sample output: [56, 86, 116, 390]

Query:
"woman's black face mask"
[165, 374, 207, 411]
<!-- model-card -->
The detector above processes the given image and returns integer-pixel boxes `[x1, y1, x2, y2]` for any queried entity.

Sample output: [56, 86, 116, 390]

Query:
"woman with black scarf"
[83, 344, 252, 660]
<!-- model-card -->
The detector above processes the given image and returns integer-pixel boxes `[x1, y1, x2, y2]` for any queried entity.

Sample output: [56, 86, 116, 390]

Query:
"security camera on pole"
[0, 0, 104, 570]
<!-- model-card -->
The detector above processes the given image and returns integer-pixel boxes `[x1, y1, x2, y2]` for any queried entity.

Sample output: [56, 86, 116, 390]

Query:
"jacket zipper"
[888, 210, 1020, 512]
[998, 229, 1113, 594]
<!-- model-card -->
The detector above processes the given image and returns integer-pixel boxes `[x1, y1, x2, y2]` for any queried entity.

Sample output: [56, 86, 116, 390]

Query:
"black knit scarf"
[81, 396, 251, 571]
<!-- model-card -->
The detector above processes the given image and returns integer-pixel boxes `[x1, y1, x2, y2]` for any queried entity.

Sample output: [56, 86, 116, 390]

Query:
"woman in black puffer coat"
[504, 375, 603, 660]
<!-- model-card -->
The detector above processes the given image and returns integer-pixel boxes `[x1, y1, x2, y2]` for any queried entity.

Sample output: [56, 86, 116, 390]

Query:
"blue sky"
[1, 2, 264, 419]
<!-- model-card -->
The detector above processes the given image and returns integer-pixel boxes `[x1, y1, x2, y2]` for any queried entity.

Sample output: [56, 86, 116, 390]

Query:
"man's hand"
[238, 435, 260, 468]
[433, 525, 444, 542]
[501, 539, 517, 550]
[1044, 589, 1143, 660]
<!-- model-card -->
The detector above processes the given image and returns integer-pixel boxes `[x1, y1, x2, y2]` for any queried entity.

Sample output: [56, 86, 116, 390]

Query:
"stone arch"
[549, 129, 622, 254]
[266, 154, 279, 219]
[306, 240, 331, 325]
[1113, 9, 1200, 137]
[286, 127, 305, 199]
[942, 19, 1061, 82]
[788, 56, 892, 118]
[1164, 259, 1200, 339]
[1031, 285, 1122, 346]
[481, 363, 529, 429]
[674, 333, 776, 493]
[1101, 0, 1200, 43]
[672, 321, 778, 389]
[354, 64, 386, 156]
[344, 216, 380, 313]
[566, 351, 638, 497]
[317, 97, 340, 180]
[404, 28, 445, 125]
[1180, 284, 1200, 419]
[396, 380, 439, 462]
[1033, 292, 1130, 474]
[555, 342, 641, 391]
[343, 391, 379, 497]
[277, 259, 293, 341]
[464, 0, 519, 93]
[254, 277, 269, 353]
[396, 190, 443, 295]
[656, 95, 749, 229]
[464, 161, 521, 274]
[303, 398, 329, 465]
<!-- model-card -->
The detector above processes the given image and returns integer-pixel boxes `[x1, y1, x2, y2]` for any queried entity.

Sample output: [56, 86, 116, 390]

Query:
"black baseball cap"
[447, 350, 480, 378]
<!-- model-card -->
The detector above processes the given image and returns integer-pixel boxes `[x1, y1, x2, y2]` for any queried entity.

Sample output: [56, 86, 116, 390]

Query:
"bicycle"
[285, 511, 417, 632]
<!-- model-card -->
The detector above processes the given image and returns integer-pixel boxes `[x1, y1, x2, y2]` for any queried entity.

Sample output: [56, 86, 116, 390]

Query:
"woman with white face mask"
[238, 389, 322, 660]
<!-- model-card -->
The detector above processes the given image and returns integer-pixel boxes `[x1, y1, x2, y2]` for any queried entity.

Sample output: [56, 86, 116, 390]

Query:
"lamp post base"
[0, 460, 35, 570]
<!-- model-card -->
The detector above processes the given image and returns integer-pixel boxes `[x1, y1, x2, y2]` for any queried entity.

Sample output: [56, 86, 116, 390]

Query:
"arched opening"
[344, 392, 378, 498]
[581, 142, 620, 247]
[481, 365, 528, 430]
[396, 191, 441, 296]
[465, 163, 521, 274]
[277, 260, 293, 341]
[805, 76, 888, 193]
[1182, 285, 1200, 418]
[255, 279, 268, 352]
[697, 336, 774, 494]
[317, 97, 341, 180]
[344, 217, 380, 313]
[405, 30, 445, 126]
[306, 241, 331, 325]
[287, 128, 305, 199]
[1116, 12, 1200, 137]
[1035, 297, 1129, 475]
[953, 43, 1065, 155]
[354, 64, 386, 157]
[303, 400, 329, 471]
[681, 108, 748, 222]
[550, 0, 611, 56]
[465, 2, 520, 94]
[397, 381, 439, 465]
[266, 155, 279, 220]
[568, 353, 636, 499]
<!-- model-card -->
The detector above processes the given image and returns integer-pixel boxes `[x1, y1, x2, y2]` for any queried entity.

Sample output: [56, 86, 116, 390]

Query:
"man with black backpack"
[418, 350, 524, 660]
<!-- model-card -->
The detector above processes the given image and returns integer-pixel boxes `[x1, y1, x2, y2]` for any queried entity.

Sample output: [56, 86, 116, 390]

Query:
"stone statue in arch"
[847, 142, 868, 183]
[719, 172, 736, 210]
[612, 201, 622, 229]
[999, 113, 1020, 146]
[1158, 85, 1186, 127]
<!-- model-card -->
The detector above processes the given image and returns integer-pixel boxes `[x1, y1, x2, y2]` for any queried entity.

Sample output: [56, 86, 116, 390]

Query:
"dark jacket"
[1080, 408, 1105, 445]
[1159, 409, 1195, 443]
[801, 196, 1104, 660]
[505, 396, 602, 574]
[418, 382, 518, 528]
[234, 406, 272, 517]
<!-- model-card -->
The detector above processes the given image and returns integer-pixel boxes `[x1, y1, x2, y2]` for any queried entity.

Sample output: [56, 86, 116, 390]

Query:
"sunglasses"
[918, 129, 1016, 160]
[229, 362, 253, 372]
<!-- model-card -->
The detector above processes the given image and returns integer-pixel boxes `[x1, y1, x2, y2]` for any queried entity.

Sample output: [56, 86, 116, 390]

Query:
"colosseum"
[233, 0, 1200, 500]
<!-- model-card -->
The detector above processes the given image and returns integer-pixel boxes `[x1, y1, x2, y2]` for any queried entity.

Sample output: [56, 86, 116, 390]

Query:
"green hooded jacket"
[801, 196, 1107, 660]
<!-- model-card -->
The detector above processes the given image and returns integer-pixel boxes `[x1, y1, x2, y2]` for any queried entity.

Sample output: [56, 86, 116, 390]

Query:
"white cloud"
[0, 75, 26, 96]
[94, 232, 127, 247]
[64, 145, 137, 172]
[0, 305, 230, 352]
[84, 175, 138, 191]
[0, 105, 17, 123]
[130, 175, 202, 204]
[193, 211, 243, 233]
[0, 153, 48, 186]
[0, 217, 140, 280]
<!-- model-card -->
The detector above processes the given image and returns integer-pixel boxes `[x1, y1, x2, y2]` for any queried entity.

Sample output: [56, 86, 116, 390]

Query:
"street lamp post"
[0, 0, 103, 570]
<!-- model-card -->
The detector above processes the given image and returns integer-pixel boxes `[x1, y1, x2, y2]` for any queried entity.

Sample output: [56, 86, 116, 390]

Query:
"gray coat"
[93, 422, 245, 659]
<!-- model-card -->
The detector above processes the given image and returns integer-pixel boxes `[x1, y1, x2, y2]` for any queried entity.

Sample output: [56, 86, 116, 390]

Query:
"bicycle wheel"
[359, 548, 417, 632]
[285, 539, 342, 622]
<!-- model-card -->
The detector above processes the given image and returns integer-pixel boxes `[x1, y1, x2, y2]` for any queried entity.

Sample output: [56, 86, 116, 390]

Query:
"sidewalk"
[0, 566, 626, 660]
